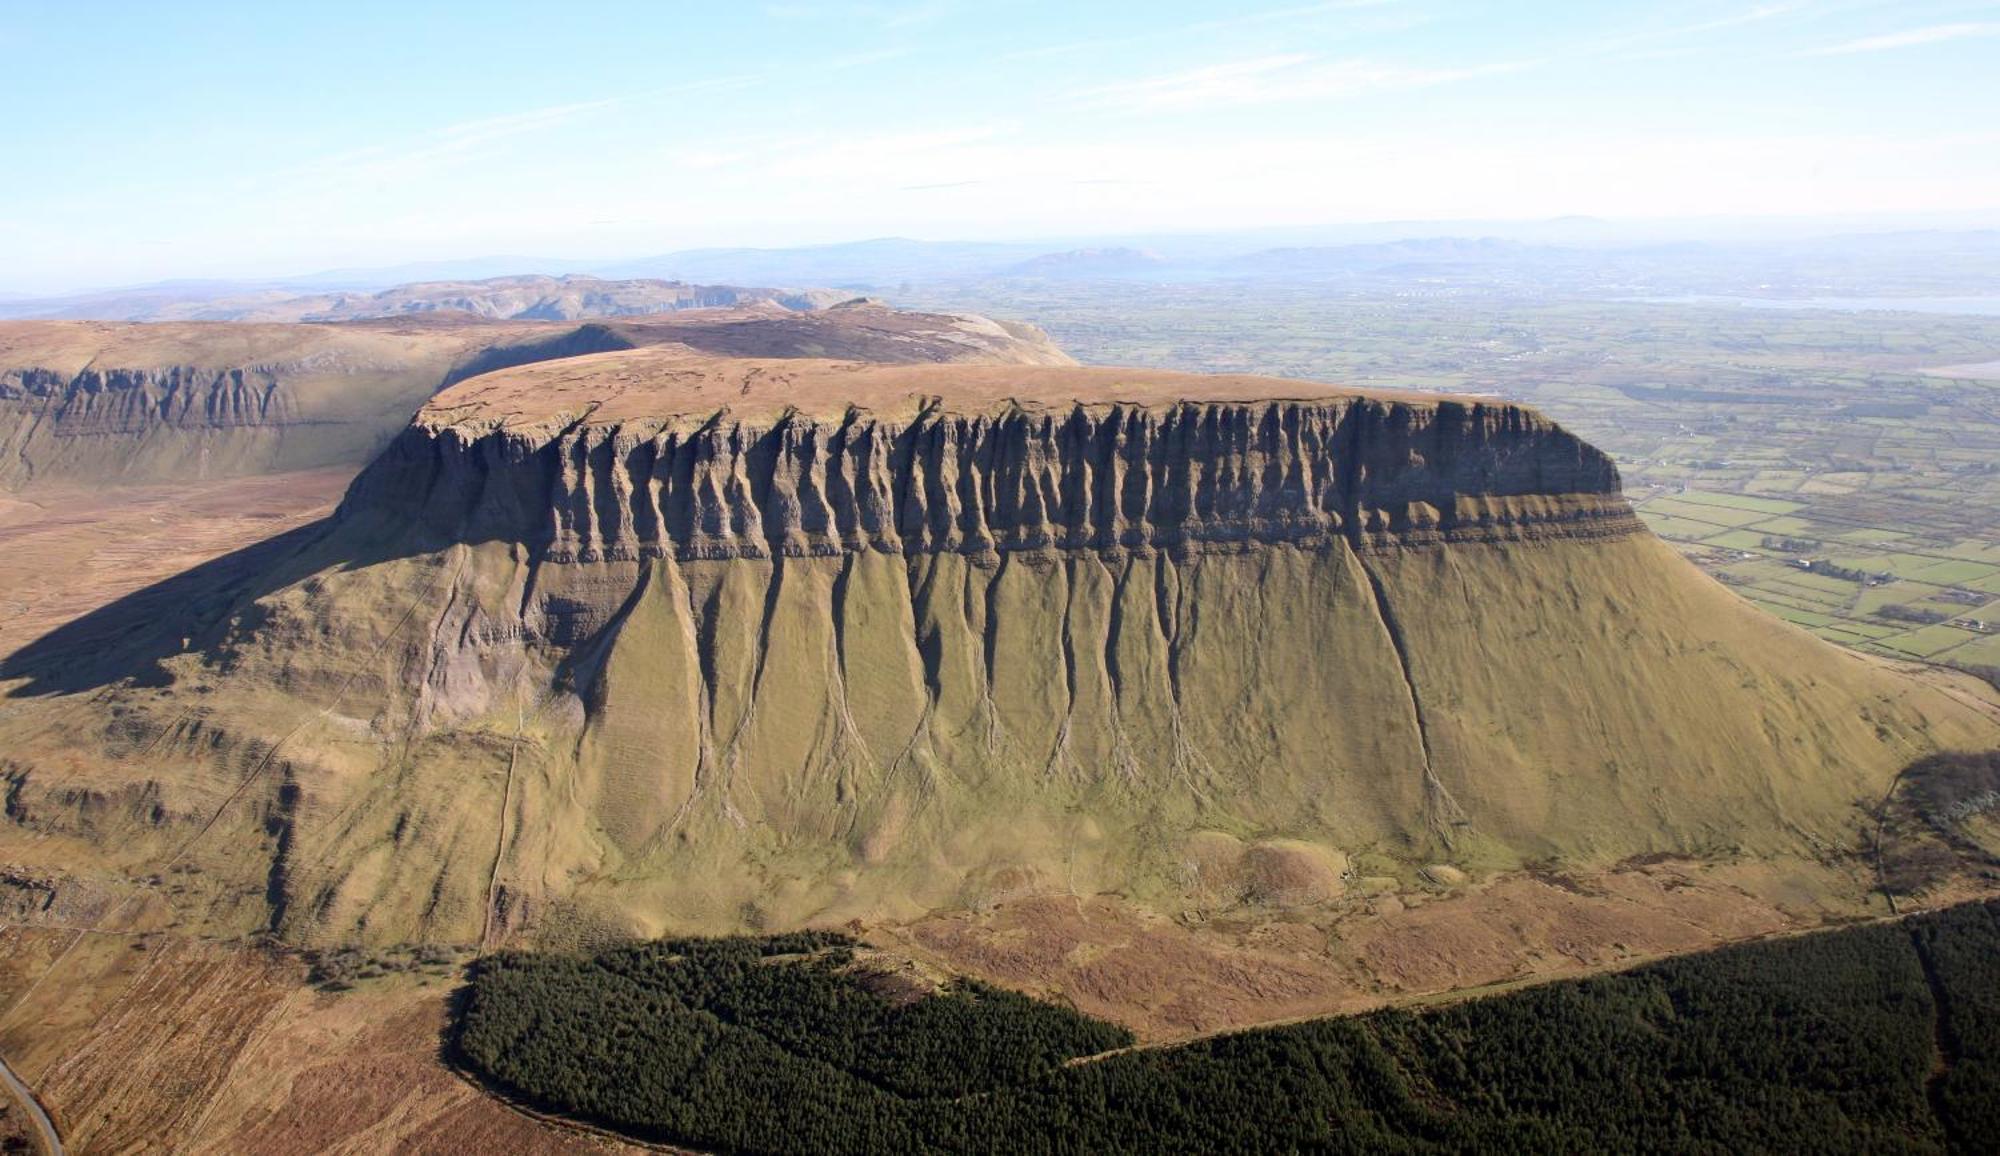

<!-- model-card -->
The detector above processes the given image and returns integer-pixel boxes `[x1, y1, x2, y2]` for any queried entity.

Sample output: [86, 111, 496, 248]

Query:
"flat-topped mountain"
[0, 302, 1070, 487]
[4, 348, 1993, 951]
[369, 347, 1632, 563]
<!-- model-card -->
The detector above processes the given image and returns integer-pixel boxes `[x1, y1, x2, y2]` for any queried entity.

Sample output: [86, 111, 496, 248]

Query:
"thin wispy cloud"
[1581, 2, 1813, 59]
[1005, 0, 1404, 62]
[672, 147, 757, 171]
[423, 100, 623, 152]
[783, 123, 1017, 167]
[1184, 0, 1403, 34]
[829, 46, 916, 70]
[1799, 20, 2000, 56]
[1002, 31, 1141, 62]
[14, 0, 2000, 290]
[1075, 53, 1534, 113]
[1662, 2, 1815, 39]
[278, 96, 624, 182]
[277, 76, 760, 187]
[878, 2, 954, 30]
[763, 2, 951, 30]
[665, 122, 1019, 185]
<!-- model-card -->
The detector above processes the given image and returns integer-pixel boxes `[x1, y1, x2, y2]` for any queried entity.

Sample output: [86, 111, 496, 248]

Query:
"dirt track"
[0, 1047, 59, 1155]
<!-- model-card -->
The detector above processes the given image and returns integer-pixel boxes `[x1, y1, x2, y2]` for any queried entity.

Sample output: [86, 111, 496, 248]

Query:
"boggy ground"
[0, 926, 648, 1154]
[0, 471, 349, 659]
[888, 854, 1884, 1041]
[0, 849, 1973, 1154]
[1, 327, 1995, 1149]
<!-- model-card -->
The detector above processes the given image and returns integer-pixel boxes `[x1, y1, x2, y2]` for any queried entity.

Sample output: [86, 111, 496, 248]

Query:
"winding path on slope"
[0, 1047, 61, 1156]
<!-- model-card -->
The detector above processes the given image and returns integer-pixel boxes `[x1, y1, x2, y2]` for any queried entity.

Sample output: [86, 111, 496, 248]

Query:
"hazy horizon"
[6, 0, 2000, 293]
[9, 209, 2000, 300]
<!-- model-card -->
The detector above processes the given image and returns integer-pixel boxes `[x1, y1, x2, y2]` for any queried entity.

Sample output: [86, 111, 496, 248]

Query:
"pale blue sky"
[5, 0, 1999, 290]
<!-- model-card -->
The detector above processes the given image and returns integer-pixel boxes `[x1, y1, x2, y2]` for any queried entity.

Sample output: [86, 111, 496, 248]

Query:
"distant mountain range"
[7, 226, 1998, 320]
[0, 274, 847, 323]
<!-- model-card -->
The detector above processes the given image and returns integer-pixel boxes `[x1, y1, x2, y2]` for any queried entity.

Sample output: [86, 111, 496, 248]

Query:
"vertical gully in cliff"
[1341, 405, 1466, 849]
[1153, 551, 1211, 801]
[1352, 553, 1464, 847]
[11, 369, 66, 485]
[666, 559, 720, 836]
[896, 555, 944, 787]
[1044, 555, 1080, 779]
[715, 555, 785, 825]
[825, 552, 875, 804]
[1098, 554, 1140, 781]
[977, 552, 1009, 752]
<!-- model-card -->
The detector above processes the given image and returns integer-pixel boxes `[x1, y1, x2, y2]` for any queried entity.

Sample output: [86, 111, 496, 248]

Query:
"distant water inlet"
[1632, 294, 2000, 317]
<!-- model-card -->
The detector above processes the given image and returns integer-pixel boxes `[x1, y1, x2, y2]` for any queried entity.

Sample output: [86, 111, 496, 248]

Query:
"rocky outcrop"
[348, 396, 1637, 561]
[0, 274, 852, 323]
[0, 306, 1074, 487]
[298, 276, 850, 323]
[1, 364, 298, 437]
[5, 356, 1998, 950]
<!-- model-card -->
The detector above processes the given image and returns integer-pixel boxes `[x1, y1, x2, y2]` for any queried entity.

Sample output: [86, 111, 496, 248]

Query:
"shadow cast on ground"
[0, 514, 417, 698]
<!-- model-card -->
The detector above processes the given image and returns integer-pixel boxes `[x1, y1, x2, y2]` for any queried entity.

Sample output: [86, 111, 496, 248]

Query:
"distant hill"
[1221, 237, 1546, 277]
[0, 299, 1070, 487]
[294, 275, 846, 322]
[0, 274, 844, 323]
[600, 237, 1053, 286]
[1004, 247, 1167, 278]
[14, 225, 2000, 320]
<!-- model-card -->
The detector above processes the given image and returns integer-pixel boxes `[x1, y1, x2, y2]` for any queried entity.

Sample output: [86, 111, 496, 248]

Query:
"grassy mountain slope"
[1, 354, 1992, 949]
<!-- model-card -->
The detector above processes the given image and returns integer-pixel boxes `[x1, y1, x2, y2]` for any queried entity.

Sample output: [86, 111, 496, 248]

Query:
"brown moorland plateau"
[0, 300, 1069, 488]
[0, 315, 1997, 1151]
[0, 273, 851, 325]
[0, 302, 1070, 659]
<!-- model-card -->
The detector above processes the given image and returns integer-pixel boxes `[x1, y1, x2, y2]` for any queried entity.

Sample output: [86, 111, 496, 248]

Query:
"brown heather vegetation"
[0, 304, 1996, 1150]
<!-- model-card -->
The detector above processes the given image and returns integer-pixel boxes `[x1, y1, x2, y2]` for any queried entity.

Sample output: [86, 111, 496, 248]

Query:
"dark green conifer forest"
[454, 902, 2000, 1154]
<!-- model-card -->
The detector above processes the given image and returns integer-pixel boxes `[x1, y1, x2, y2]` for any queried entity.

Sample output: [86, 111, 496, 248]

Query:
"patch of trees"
[1900, 751, 2000, 831]
[452, 903, 2000, 1154]
[1800, 560, 1876, 583]
[308, 943, 460, 990]
[1956, 663, 2000, 693]
[1835, 402, 1930, 419]
[1762, 535, 1821, 553]
[1882, 605, 1951, 625]
[1874, 752, 2000, 899]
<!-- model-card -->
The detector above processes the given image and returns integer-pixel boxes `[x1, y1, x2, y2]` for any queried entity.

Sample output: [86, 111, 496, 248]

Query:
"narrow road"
[0, 1049, 61, 1156]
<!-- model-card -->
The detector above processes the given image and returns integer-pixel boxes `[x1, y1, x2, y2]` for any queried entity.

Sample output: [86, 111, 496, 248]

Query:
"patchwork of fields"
[905, 283, 2000, 681]
[1631, 488, 2000, 668]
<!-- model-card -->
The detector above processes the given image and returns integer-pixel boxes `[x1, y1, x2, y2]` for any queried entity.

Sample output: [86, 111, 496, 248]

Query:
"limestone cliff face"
[0, 327, 478, 486]
[299, 277, 842, 322]
[1, 364, 299, 437]
[0, 306, 1072, 487]
[9, 359, 1994, 949]
[347, 397, 1638, 562]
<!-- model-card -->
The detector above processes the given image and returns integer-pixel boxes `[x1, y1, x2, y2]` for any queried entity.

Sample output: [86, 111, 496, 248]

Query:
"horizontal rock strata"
[1, 365, 298, 436]
[347, 397, 1639, 560]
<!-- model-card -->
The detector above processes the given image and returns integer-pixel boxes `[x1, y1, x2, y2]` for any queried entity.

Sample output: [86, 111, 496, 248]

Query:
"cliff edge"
[348, 348, 1636, 561]
[0, 349, 1993, 948]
